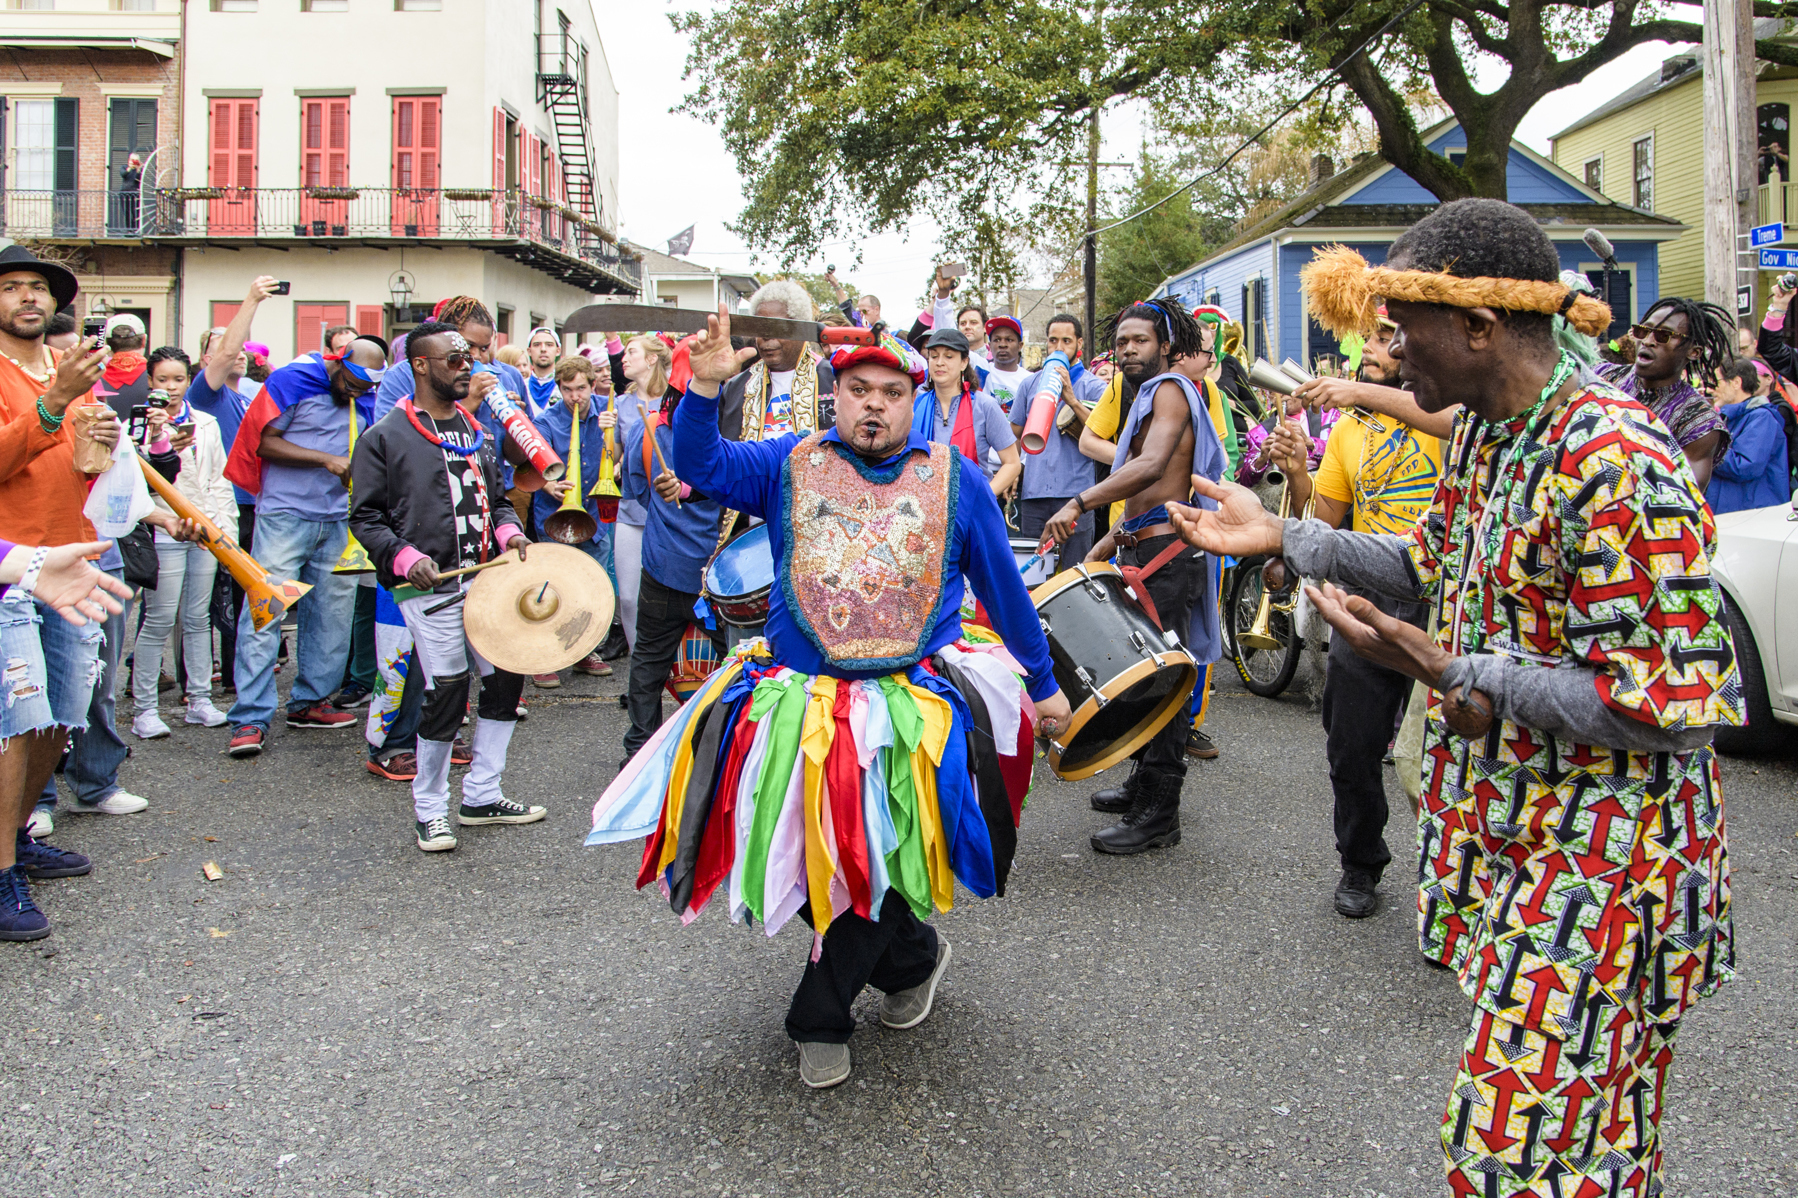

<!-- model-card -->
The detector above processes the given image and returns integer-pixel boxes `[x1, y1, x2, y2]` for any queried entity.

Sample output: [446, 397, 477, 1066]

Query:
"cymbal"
[462, 545, 615, 675]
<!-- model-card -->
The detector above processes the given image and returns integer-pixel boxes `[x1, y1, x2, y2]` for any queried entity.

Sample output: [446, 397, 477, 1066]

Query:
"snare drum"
[704, 524, 775, 627]
[1011, 537, 1058, 588]
[1031, 562, 1199, 780]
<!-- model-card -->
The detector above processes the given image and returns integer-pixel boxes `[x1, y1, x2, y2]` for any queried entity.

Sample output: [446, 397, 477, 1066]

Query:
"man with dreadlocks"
[1170, 198, 1737, 1195]
[1593, 295, 1734, 489]
[1042, 298, 1227, 854]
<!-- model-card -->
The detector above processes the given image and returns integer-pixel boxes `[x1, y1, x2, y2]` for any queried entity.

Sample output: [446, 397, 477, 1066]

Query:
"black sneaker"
[457, 796, 546, 826]
[1186, 728, 1219, 759]
[0, 866, 49, 941]
[333, 682, 373, 709]
[416, 817, 457, 853]
[15, 831, 92, 880]
[1334, 868, 1380, 919]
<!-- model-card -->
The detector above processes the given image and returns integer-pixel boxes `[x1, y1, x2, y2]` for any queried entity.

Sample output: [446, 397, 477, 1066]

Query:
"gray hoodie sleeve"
[1281, 518, 1426, 602]
[1437, 654, 1715, 754]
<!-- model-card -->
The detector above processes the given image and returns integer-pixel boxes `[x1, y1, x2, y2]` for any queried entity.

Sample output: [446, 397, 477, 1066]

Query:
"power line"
[1017, 0, 1427, 322]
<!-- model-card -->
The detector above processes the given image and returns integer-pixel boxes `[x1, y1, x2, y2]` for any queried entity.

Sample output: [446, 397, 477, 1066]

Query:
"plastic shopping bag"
[84, 439, 156, 539]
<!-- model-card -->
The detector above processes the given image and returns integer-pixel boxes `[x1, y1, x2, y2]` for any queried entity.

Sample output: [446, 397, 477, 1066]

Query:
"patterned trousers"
[1443, 1002, 1677, 1197]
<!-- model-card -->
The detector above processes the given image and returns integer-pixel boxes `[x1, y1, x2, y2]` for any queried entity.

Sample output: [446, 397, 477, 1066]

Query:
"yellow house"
[1551, 23, 1798, 308]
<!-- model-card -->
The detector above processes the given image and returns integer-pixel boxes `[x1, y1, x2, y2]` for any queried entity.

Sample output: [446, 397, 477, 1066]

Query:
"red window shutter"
[210, 97, 257, 188]
[419, 98, 439, 189]
[354, 305, 385, 336]
[327, 97, 349, 187]
[492, 107, 506, 190]
[235, 99, 257, 187]
[392, 98, 413, 190]
[302, 99, 321, 187]
[209, 301, 242, 331]
[294, 302, 349, 355]
[210, 98, 233, 187]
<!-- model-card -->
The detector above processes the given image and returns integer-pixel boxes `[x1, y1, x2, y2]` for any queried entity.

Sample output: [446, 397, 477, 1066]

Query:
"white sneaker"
[77, 791, 149, 815]
[25, 808, 53, 838]
[185, 698, 229, 728]
[131, 711, 171, 740]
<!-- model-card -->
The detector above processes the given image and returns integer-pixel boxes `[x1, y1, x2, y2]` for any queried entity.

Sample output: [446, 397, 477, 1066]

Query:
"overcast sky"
[604, 4, 1687, 327]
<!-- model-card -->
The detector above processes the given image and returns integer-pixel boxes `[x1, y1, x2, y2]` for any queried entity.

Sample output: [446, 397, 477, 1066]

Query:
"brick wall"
[0, 48, 180, 193]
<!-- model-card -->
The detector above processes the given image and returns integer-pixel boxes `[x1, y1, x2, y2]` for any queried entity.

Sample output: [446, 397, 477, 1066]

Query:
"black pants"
[213, 503, 256, 686]
[624, 572, 720, 761]
[785, 891, 939, 1044]
[1320, 588, 1426, 877]
[1120, 534, 1208, 787]
[1017, 497, 1094, 568]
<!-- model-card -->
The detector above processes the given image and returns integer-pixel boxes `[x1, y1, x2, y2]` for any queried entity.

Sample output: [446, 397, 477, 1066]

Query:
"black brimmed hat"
[0, 244, 78, 312]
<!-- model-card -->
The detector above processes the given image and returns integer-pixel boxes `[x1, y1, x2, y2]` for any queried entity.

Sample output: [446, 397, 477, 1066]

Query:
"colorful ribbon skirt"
[586, 630, 1036, 937]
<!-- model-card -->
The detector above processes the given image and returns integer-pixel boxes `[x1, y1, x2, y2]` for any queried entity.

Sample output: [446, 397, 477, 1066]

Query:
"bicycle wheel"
[1229, 556, 1302, 697]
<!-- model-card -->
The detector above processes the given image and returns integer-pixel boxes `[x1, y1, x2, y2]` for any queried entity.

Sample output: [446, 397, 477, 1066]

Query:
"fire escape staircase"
[536, 33, 602, 234]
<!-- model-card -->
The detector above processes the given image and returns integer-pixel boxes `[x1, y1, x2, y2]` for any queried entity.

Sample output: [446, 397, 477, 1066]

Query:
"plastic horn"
[592, 391, 620, 523]
[483, 375, 564, 489]
[136, 454, 311, 631]
[1020, 350, 1072, 454]
[333, 400, 375, 574]
[543, 400, 598, 544]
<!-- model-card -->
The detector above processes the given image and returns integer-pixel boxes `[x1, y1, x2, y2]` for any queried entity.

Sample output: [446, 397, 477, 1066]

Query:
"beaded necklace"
[1447, 351, 1576, 659]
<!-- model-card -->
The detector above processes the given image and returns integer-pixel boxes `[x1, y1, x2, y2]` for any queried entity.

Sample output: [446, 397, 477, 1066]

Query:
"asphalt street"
[4, 661, 1796, 1198]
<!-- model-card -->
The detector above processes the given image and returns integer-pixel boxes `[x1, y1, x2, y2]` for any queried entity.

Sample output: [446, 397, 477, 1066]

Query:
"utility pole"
[1084, 104, 1099, 349]
[1703, 0, 1755, 315]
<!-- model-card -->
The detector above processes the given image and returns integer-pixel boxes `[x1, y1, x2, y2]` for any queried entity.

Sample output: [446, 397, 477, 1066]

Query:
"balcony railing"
[1759, 178, 1798, 229]
[0, 185, 640, 290]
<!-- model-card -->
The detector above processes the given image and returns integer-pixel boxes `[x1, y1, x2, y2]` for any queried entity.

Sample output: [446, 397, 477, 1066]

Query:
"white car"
[1710, 493, 1798, 754]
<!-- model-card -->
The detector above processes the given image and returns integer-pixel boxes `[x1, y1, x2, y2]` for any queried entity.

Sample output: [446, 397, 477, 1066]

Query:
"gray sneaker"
[797, 1041, 851, 1089]
[879, 939, 953, 1030]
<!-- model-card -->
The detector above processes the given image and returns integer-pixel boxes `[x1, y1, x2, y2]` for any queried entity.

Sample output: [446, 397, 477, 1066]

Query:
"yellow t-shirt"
[1312, 412, 1444, 536]
[1087, 373, 1229, 447]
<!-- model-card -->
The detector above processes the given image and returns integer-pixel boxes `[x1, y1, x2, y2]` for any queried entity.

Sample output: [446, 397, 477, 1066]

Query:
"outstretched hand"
[688, 304, 758, 386]
[30, 543, 133, 627]
[1304, 581, 1448, 687]
[1167, 476, 1285, 558]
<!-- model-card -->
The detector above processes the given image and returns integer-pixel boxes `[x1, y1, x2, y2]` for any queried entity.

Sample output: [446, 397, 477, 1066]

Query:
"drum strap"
[1118, 539, 1187, 630]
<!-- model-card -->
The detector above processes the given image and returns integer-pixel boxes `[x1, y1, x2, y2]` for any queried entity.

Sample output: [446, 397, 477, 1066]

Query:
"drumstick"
[649, 427, 682, 509]
[437, 557, 511, 582]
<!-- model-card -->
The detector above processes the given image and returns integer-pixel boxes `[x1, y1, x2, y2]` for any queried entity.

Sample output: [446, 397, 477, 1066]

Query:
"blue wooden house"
[1155, 119, 1686, 369]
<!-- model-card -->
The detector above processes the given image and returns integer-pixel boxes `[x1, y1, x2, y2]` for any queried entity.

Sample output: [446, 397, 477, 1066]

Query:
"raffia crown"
[1299, 244, 1613, 340]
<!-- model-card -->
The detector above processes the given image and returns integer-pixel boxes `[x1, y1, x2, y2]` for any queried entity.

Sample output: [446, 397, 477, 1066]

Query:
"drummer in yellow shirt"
[1262, 313, 1454, 921]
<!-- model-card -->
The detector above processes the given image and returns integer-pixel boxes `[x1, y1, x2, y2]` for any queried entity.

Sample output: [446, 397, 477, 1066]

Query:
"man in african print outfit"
[1171, 199, 1737, 1196]
[589, 307, 1072, 1091]
[1266, 310, 1452, 921]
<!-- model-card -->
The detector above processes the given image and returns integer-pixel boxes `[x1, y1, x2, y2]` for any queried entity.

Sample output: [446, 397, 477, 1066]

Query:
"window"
[391, 95, 440, 235]
[302, 0, 348, 9]
[211, 0, 257, 10]
[113, 0, 156, 9]
[396, 0, 441, 9]
[301, 97, 349, 188]
[12, 100, 55, 190]
[295, 303, 349, 355]
[208, 97, 258, 233]
[1583, 156, 1603, 192]
[9, 0, 55, 9]
[1632, 135, 1654, 210]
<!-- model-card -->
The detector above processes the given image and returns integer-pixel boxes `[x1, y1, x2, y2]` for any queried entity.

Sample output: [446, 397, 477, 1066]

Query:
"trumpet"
[1274, 355, 1382, 431]
[543, 399, 599, 544]
[136, 454, 311, 632]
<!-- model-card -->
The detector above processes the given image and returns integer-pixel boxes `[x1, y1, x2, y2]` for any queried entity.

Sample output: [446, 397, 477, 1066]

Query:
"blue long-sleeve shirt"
[530, 396, 614, 542]
[622, 404, 722, 594]
[1707, 398, 1792, 514]
[672, 385, 1060, 702]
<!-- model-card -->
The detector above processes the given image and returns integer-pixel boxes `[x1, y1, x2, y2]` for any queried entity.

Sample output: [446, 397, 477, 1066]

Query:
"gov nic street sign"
[1759, 247, 1798, 269]
[1752, 221, 1785, 248]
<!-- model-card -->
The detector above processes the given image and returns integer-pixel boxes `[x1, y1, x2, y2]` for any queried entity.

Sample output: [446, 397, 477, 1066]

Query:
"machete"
[557, 303, 871, 344]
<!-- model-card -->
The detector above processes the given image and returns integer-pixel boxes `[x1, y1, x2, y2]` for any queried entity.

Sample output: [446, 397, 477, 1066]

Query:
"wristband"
[1073, 494, 1087, 515]
[17, 546, 49, 597]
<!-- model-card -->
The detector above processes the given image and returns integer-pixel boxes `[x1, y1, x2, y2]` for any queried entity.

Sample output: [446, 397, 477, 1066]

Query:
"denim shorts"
[0, 587, 103, 742]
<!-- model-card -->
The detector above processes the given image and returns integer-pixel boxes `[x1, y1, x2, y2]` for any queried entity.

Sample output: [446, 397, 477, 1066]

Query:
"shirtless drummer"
[1042, 300, 1227, 854]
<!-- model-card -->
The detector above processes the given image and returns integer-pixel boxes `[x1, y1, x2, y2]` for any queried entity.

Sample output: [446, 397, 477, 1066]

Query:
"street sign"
[1738, 285, 1754, 317]
[1759, 248, 1798, 269]
[1752, 221, 1784, 248]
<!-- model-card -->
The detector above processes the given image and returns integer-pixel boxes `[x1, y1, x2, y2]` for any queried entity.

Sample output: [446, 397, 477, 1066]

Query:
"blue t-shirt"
[1007, 362, 1104, 501]
[186, 371, 255, 505]
[261, 390, 352, 522]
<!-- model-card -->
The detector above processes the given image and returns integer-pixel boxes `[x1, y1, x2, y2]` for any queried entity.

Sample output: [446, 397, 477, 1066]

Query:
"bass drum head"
[1052, 657, 1198, 779]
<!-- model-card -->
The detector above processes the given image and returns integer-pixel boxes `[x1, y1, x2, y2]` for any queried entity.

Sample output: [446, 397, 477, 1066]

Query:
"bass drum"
[1031, 563, 1199, 780]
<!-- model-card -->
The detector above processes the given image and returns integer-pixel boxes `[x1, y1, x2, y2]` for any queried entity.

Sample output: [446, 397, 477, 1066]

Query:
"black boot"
[1089, 760, 1143, 813]
[598, 618, 629, 662]
[1091, 769, 1182, 855]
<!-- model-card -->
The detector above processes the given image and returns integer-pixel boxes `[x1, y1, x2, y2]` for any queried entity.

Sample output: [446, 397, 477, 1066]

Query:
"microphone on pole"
[1582, 227, 1619, 268]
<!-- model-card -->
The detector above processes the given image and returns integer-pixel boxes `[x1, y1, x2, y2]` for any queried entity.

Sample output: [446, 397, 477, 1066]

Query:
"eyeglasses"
[1630, 323, 1688, 347]
[415, 352, 473, 370]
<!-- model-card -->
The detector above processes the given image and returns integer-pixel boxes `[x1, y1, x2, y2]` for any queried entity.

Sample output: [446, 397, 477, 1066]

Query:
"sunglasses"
[415, 352, 473, 370]
[1630, 323, 1688, 347]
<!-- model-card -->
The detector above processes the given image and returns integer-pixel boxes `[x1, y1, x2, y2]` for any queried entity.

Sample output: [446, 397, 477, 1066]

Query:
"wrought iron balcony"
[0, 185, 640, 294]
